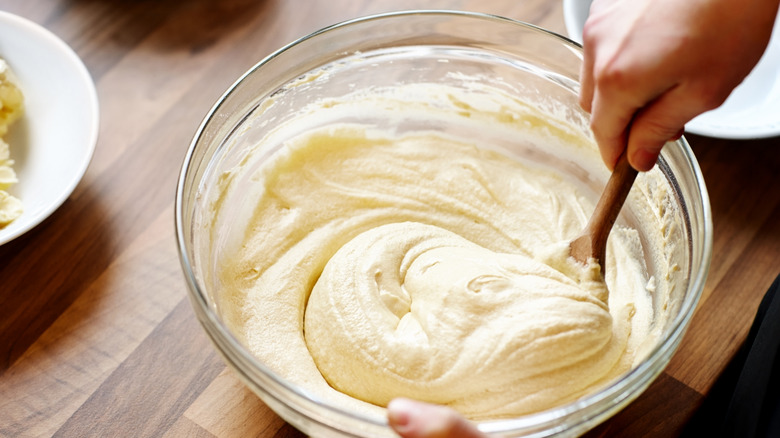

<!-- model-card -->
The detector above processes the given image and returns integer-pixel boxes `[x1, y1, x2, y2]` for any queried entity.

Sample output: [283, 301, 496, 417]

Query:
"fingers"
[387, 398, 484, 438]
[625, 83, 714, 171]
[578, 1, 657, 170]
[577, 0, 694, 171]
[576, 0, 773, 172]
[581, 51, 691, 171]
[579, 57, 595, 114]
[578, 30, 595, 114]
[578, 0, 613, 114]
[588, 83, 636, 170]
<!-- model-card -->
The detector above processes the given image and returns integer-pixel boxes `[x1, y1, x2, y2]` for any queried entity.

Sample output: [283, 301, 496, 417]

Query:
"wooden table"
[1, 0, 778, 436]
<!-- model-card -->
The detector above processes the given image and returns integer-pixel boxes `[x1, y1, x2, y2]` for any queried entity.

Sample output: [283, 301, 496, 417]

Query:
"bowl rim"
[175, 9, 713, 435]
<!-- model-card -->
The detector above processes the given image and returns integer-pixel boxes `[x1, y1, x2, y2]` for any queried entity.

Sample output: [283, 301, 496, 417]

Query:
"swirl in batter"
[217, 123, 652, 419]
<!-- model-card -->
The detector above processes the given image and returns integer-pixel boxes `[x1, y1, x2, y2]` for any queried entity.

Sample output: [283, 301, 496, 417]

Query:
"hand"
[387, 398, 485, 438]
[579, 0, 779, 171]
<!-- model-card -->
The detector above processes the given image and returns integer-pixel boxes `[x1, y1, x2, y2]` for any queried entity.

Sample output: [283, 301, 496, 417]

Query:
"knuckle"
[690, 82, 732, 111]
[699, 90, 729, 111]
[581, 21, 598, 45]
[645, 119, 671, 136]
[594, 62, 632, 92]
[635, 117, 679, 146]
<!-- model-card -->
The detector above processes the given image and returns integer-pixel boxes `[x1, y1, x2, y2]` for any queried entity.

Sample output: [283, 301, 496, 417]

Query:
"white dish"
[561, 0, 589, 46]
[563, 0, 780, 139]
[0, 11, 99, 245]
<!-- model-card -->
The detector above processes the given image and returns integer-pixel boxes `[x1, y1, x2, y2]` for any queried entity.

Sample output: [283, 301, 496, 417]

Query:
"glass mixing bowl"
[175, 10, 712, 437]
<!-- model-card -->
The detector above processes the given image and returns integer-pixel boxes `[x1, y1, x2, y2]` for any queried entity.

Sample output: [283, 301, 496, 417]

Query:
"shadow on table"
[0, 183, 115, 371]
[57, 0, 275, 80]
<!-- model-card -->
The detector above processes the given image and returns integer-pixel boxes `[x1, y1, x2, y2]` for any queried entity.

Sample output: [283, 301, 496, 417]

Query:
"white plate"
[0, 11, 99, 245]
[563, 0, 780, 139]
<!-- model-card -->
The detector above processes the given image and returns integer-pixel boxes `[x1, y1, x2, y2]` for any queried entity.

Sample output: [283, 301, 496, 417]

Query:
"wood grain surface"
[0, 1, 778, 437]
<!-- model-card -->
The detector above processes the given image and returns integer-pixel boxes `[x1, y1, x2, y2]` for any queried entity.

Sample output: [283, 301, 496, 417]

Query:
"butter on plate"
[0, 58, 24, 227]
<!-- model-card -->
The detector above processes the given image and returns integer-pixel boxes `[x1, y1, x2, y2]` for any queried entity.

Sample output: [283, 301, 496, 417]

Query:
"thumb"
[387, 398, 484, 438]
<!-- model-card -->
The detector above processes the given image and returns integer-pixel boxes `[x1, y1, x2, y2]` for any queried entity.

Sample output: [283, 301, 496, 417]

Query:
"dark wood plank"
[53, 299, 224, 437]
[666, 198, 780, 392]
[584, 373, 703, 438]
[686, 134, 780, 300]
[273, 424, 306, 438]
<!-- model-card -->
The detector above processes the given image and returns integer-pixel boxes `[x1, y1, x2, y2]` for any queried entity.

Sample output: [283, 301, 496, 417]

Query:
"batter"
[211, 84, 674, 420]
[0, 58, 23, 226]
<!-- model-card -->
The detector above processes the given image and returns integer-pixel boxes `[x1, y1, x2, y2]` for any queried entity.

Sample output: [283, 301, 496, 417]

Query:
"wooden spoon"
[569, 153, 638, 272]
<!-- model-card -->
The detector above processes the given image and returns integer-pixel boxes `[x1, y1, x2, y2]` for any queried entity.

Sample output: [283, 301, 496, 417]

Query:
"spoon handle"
[571, 153, 639, 267]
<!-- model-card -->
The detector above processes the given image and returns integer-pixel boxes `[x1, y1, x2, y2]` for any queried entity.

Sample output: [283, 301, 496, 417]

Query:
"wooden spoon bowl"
[569, 153, 638, 272]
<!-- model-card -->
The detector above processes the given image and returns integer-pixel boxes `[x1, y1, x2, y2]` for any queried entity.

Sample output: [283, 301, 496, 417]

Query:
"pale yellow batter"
[0, 58, 24, 226]
[210, 84, 675, 420]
